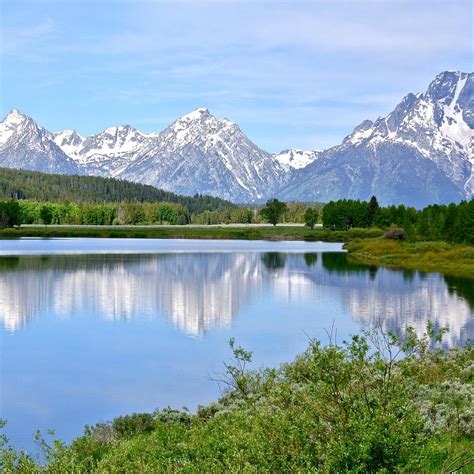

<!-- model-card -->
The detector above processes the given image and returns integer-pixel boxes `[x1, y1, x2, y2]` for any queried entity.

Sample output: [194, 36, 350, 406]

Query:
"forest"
[0, 167, 233, 214]
[322, 197, 474, 244]
[0, 167, 472, 246]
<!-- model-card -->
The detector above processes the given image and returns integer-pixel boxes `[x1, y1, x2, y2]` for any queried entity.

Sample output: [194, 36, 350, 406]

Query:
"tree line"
[1, 189, 472, 245]
[0, 167, 233, 214]
[0, 199, 323, 227]
[192, 201, 323, 225]
[322, 196, 474, 244]
[0, 201, 190, 226]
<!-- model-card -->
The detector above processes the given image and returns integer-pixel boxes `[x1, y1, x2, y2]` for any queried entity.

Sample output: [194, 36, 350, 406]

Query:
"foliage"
[0, 201, 20, 227]
[383, 227, 406, 240]
[345, 238, 474, 278]
[323, 197, 474, 245]
[0, 167, 233, 214]
[368, 195, 379, 225]
[260, 198, 288, 226]
[1, 326, 473, 472]
[304, 207, 318, 229]
[0, 200, 192, 227]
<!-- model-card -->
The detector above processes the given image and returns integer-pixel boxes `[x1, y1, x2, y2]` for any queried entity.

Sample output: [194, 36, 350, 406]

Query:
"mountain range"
[0, 71, 472, 206]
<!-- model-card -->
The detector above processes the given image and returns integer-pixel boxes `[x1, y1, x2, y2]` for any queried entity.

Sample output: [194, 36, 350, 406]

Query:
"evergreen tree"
[368, 195, 379, 225]
[0, 201, 20, 227]
[261, 199, 287, 226]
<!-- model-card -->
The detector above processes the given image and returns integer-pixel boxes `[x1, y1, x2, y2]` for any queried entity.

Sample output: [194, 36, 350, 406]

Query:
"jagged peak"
[179, 108, 211, 122]
[3, 108, 33, 125]
[103, 125, 134, 134]
[167, 108, 240, 137]
[426, 70, 470, 102]
[353, 119, 374, 133]
[55, 129, 83, 139]
[433, 70, 465, 81]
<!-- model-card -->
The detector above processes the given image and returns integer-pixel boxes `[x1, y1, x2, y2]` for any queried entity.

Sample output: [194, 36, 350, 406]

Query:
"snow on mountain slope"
[53, 125, 158, 177]
[120, 108, 286, 202]
[278, 71, 473, 207]
[273, 149, 320, 170]
[0, 110, 80, 174]
[0, 71, 472, 205]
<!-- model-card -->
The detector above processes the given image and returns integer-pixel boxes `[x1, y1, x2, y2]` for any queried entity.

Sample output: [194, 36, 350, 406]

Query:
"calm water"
[1, 238, 473, 452]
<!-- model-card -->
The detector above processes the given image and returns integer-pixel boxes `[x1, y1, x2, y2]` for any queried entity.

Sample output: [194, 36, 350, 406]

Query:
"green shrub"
[1, 326, 473, 472]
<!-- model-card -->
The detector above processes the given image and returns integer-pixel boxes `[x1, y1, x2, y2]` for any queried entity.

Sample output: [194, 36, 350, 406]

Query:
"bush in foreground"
[383, 227, 406, 240]
[1, 325, 473, 472]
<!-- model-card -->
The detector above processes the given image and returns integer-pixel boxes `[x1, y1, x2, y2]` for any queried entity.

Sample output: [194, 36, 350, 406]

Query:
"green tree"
[156, 204, 178, 224]
[260, 199, 287, 226]
[0, 201, 21, 227]
[40, 205, 53, 225]
[304, 207, 318, 229]
[453, 200, 474, 244]
[368, 195, 379, 225]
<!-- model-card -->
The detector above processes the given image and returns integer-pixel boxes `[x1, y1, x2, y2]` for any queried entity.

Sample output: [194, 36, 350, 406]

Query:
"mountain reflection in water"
[1, 252, 472, 346]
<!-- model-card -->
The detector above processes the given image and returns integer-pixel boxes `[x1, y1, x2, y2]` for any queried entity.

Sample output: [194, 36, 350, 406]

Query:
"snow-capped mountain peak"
[1, 71, 472, 205]
[273, 149, 320, 170]
[277, 70, 473, 207]
[0, 109, 80, 174]
[179, 107, 211, 121]
[53, 124, 159, 177]
[52, 129, 85, 158]
[339, 70, 473, 196]
[121, 108, 286, 202]
[0, 109, 39, 147]
[3, 109, 31, 126]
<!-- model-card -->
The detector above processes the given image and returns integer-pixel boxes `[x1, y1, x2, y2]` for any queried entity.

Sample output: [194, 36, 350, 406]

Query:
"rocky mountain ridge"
[0, 71, 472, 205]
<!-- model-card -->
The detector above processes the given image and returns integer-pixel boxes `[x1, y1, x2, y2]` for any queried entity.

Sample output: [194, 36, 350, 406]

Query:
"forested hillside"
[0, 167, 234, 214]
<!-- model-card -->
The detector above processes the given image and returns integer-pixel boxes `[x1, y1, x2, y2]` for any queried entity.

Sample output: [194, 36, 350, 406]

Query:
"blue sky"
[1, 0, 472, 152]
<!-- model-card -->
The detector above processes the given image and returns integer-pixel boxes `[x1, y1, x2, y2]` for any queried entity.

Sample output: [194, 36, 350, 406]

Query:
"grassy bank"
[2, 327, 472, 472]
[345, 238, 474, 278]
[0, 225, 383, 242]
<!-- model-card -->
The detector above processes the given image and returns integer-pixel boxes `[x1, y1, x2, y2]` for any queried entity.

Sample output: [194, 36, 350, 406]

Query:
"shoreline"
[1, 226, 472, 278]
[345, 238, 474, 278]
[0, 225, 382, 242]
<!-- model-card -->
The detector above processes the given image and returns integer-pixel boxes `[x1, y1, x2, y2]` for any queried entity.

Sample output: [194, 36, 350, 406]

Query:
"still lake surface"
[1, 238, 473, 452]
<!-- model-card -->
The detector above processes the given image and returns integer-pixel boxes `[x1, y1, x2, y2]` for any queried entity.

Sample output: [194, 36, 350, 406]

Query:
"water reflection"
[0, 252, 472, 345]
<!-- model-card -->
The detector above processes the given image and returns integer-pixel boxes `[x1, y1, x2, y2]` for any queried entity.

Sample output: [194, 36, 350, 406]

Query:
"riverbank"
[2, 225, 472, 278]
[2, 328, 472, 472]
[0, 225, 383, 242]
[345, 238, 474, 278]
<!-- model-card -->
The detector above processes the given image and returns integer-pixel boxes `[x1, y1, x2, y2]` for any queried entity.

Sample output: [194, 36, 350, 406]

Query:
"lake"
[1, 238, 473, 452]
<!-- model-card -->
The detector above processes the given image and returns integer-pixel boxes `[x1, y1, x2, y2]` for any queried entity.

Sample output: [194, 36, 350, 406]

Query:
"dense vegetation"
[322, 197, 474, 244]
[2, 326, 472, 472]
[0, 167, 233, 214]
[0, 169, 325, 227]
[0, 199, 323, 227]
[1, 200, 192, 226]
[345, 238, 474, 278]
[191, 201, 323, 225]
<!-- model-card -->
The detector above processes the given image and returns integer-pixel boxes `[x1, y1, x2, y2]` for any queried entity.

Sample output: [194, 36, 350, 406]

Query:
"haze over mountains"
[0, 71, 472, 206]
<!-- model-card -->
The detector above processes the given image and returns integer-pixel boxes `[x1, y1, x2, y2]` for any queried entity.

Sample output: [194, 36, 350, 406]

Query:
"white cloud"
[1, 0, 471, 151]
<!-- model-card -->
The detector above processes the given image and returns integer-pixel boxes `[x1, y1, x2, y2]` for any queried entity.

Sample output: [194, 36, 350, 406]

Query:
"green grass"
[345, 238, 474, 278]
[1, 327, 473, 472]
[0, 225, 384, 242]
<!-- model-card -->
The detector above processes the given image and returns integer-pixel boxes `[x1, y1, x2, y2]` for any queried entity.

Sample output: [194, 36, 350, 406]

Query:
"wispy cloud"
[1, 0, 471, 151]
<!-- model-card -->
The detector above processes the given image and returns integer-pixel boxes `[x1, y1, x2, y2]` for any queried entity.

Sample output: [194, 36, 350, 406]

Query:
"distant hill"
[0, 167, 234, 214]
